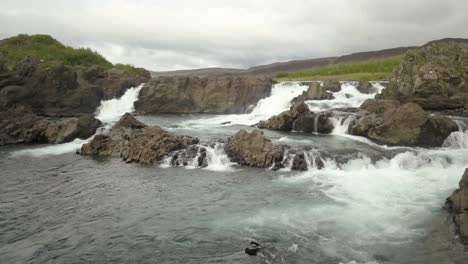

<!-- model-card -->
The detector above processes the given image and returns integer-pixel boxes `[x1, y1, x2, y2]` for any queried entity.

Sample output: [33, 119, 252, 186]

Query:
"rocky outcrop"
[356, 81, 377, 94]
[169, 145, 208, 168]
[134, 75, 273, 114]
[381, 42, 468, 111]
[79, 113, 199, 164]
[323, 80, 342, 92]
[0, 58, 149, 116]
[446, 168, 468, 244]
[0, 109, 101, 145]
[258, 102, 334, 134]
[224, 129, 283, 168]
[349, 99, 458, 147]
[292, 82, 334, 103]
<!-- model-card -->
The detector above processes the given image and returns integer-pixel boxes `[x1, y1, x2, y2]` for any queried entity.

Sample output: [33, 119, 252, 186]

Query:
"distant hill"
[151, 38, 468, 77]
[0, 34, 146, 76]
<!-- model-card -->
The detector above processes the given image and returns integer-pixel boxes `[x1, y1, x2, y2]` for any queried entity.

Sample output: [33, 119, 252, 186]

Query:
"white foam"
[306, 82, 382, 112]
[11, 138, 90, 157]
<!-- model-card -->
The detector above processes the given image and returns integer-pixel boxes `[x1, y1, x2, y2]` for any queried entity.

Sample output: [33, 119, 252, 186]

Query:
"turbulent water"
[1, 82, 468, 263]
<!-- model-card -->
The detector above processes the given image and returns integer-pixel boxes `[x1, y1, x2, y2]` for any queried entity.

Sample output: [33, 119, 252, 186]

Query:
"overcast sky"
[1, 0, 467, 71]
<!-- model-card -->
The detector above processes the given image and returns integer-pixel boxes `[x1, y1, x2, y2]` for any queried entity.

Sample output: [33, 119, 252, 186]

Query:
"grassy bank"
[0, 34, 146, 75]
[274, 56, 401, 81]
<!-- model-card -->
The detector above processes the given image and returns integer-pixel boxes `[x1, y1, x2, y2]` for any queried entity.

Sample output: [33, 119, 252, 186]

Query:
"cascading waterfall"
[160, 143, 236, 171]
[306, 81, 384, 111]
[11, 84, 145, 157]
[179, 82, 309, 127]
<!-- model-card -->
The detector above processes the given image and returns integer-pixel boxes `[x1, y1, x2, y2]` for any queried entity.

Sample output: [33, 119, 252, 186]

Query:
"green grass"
[274, 56, 401, 81]
[0, 34, 145, 76]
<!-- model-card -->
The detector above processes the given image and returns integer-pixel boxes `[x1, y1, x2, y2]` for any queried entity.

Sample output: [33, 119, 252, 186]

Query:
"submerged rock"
[224, 129, 283, 168]
[80, 114, 199, 164]
[245, 241, 262, 256]
[169, 145, 208, 167]
[381, 42, 468, 111]
[349, 99, 458, 147]
[0, 109, 101, 145]
[446, 168, 468, 244]
[134, 75, 273, 114]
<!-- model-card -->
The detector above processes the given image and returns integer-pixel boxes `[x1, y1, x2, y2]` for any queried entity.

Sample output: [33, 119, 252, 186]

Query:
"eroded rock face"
[446, 168, 468, 244]
[349, 99, 458, 147]
[135, 75, 273, 114]
[258, 102, 334, 134]
[224, 129, 283, 168]
[0, 109, 101, 145]
[292, 82, 334, 103]
[381, 42, 468, 111]
[80, 114, 198, 164]
[0, 58, 149, 116]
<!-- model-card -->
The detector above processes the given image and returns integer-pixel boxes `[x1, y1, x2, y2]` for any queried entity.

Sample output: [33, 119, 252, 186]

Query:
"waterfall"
[11, 84, 145, 157]
[330, 116, 354, 135]
[180, 82, 309, 127]
[95, 84, 144, 125]
[306, 81, 383, 111]
[160, 143, 236, 172]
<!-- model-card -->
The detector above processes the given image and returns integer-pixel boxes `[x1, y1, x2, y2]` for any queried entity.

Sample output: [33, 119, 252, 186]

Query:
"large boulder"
[80, 114, 198, 164]
[224, 129, 283, 168]
[134, 75, 273, 114]
[322, 80, 342, 92]
[349, 100, 458, 147]
[44, 114, 102, 143]
[446, 168, 468, 244]
[356, 81, 378, 94]
[0, 58, 149, 116]
[292, 82, 334, 103]
[381, 42, 468, 111]
[0, 109, 101, 145]
[258, 102, 334, 134]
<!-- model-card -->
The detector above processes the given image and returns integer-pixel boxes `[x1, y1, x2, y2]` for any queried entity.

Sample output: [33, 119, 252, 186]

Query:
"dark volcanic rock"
[349, 99, 458, 147]
[0, 58, 149, 116]
[258, 102, 334, 134]
[356, 81, 377, 94]
[446, 168, 468, 244]
[381, 42, 468, 111]
[135, 75, 273, 114]
[80, 114, 198, 164]
[170, 145, 208, 167]
[292, 82, 334, 103]
[322, 80, 342, 92]
[114, 112, 147, 129]
[0, 109, 101, 145]
[291, 153, 308, 171]
[224, 129, 283, 168]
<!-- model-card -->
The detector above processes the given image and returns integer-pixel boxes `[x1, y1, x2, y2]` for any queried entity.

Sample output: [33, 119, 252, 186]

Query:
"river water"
[1, 82, 468, 263]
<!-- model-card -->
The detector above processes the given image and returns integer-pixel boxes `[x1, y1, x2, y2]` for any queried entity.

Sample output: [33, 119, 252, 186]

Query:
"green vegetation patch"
[0, 34, 145, 76]
[274, 56, 401, 81]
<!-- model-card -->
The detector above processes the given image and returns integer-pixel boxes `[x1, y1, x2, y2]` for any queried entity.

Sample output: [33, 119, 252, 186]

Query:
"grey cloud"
[0, 0, 467, 71]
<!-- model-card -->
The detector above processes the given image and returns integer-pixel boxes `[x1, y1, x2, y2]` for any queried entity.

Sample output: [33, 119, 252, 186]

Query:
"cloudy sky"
[1, 0, 467, 71]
